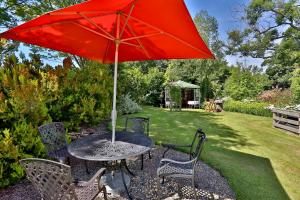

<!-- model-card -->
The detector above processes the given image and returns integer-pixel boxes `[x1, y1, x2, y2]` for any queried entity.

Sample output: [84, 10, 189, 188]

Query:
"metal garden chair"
[20, 158, 108, 200]
[157, 128, 206, 199]
[38, 122, 70, 164]
[125, 117, 151, 170]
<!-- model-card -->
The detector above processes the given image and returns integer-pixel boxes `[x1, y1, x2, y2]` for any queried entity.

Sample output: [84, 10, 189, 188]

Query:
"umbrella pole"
[112, 13, 121, 144]
[112, 42, 119, 144]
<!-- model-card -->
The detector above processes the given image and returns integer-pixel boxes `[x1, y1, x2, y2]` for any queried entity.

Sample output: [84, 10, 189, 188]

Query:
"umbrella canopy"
[0, 0, 214, 143]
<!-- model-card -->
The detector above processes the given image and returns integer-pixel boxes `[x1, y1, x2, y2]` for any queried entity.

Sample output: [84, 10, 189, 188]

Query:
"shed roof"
[168, 80, 200, 89]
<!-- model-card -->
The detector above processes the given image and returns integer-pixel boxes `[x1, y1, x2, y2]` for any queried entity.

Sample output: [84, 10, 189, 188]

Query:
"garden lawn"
[116, 106, 300, 200]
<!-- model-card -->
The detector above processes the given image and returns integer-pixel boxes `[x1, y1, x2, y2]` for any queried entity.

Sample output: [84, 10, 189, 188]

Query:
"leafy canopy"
[226, 0, 300, 88]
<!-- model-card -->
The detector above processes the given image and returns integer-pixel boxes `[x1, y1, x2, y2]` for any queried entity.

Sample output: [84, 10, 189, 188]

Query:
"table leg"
[141, 154, 144, 170]
[121, 159, 135, 176]
[119, 162, 132, 200]
[84, 160, 90, 174]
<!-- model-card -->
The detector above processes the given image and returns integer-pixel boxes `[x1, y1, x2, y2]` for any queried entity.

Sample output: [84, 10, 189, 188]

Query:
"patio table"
[68, 131, 154, 199]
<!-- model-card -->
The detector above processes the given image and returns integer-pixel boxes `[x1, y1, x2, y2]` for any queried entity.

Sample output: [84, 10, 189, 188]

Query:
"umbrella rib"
[121, 41, 140, 48]
[72, 22, 114, 41]
[123, 14, 212, 57]
[78, 13, 115, 39]
[119, 4, 135, 39]
[49, 11, 116, 16]
[103, 40, 112, 63]
[121, 32, 162, 42]
[124, 21, 151, 58]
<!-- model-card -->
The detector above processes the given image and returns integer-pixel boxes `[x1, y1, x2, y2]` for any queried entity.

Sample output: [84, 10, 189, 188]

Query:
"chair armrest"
[162, 143, 191, 158]
[162, 144, 191, 148]
[160, 158, 194, 165]
[74, 168, 106, 187]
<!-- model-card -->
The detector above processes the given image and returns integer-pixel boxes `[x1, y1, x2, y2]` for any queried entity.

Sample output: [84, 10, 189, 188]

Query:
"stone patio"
[0, 147, 235, 200]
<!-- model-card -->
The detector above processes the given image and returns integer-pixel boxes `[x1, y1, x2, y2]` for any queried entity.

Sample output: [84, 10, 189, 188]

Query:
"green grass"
[116, 106, 300, 200]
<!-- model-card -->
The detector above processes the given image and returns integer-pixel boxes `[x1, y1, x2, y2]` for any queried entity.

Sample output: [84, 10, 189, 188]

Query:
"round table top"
[67, 131, 154, 161]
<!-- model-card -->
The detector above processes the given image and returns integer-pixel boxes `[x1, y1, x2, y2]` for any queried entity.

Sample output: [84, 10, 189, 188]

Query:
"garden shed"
[165, 80, 201, 110]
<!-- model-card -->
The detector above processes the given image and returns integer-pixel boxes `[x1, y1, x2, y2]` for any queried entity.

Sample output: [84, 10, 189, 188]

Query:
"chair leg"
[102, 186, 108, 200]
[67, 156, 70, 165]
[141, 154, 144, 170]
[84, 160, 90, 174]
[157, 177, 162, 200]
[192, 177, 197, 200]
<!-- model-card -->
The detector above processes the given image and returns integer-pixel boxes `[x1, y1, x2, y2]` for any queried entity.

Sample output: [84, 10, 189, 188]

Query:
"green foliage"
[120, 67, 146, 104]
[56, 61, 113, 127]
[144, 68, 165, 106]
[194, 10, 224, 58]
[223, 100, 272, 117]
[290, 68, 300, 104]
[120, 63, 165, 107]
[227, 0, 300, 88]
[266, 65, 295, 88]
[169, 86, 181, 108]
[200, 77, 214, 102]
[0, 122, 45, 188]
[224, 67, 269, 100]
[118, 94, 142, 115]
[0, 55, 112, 187]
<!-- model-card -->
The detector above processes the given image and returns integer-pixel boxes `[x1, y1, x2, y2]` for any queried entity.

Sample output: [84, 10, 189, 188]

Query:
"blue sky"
[185, 0, 263, 67]
[16, 0, 263, 67]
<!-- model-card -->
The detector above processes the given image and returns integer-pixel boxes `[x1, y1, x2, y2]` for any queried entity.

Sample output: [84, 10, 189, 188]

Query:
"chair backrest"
[20, 158, 77, 200]
[189, 128, 206, 161]
[125, 117, 149, 136]
[38, 122, 67, 153]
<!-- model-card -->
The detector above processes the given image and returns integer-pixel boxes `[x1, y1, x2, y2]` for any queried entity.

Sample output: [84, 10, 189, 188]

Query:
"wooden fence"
[272, 108, 300, 135]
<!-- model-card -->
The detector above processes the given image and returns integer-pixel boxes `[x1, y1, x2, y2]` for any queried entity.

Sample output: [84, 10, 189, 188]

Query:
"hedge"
[223, 100, 272, 117]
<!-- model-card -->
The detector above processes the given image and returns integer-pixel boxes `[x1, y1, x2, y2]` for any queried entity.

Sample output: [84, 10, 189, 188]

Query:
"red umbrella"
[0, 0, 214, 143]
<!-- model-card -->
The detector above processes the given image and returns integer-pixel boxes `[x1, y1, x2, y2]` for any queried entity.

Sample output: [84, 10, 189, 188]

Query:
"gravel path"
[0, 147, 235, 200]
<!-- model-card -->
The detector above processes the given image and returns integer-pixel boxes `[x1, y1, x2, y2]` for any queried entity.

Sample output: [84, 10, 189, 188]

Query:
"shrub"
[257, 89, 292, 106]
[0, 121, 45, 188]
[290, 68, 300, 104]
[224, 67, 269, 100]
[144, 68, 165, 106]
[0, 56, 113, 188]
[223, 100, 272, 117]
[118, 94, 142, 115]
[120, 67, 146, 104]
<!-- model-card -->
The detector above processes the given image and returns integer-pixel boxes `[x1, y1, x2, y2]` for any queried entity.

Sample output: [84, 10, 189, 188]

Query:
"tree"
[224, 66, 269, 100]
[226, 0, 300, 88]
[144, 68, 165, 106]
[194, 10, 225, 59]
[119, 66, 146, 104]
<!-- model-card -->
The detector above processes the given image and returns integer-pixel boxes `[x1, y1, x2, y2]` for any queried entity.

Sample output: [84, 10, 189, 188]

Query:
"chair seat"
[48, 146, 69, 163]
[157, 162, 193, 177]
